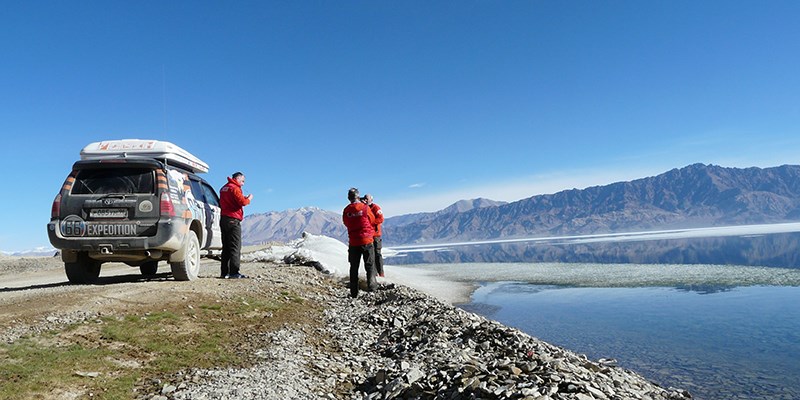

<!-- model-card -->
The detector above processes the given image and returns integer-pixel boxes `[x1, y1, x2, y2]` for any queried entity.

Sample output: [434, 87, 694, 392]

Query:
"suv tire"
[170, 231, 200, 281]
[65, 253, 101, 284]
[139, 261, 159, 276]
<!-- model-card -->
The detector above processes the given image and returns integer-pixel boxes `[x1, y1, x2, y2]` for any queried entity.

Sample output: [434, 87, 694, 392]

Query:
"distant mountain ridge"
[242, 199, 505, 245]
[243, 164, 800, 250]
[1, 247, 58, 257]
[383, 163, 800, 245]
[386, 198, 507, 228]
[242, 207, 347, 245]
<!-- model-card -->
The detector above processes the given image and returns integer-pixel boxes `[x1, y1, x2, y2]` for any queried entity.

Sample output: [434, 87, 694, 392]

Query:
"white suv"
[47, 140, 222, 283]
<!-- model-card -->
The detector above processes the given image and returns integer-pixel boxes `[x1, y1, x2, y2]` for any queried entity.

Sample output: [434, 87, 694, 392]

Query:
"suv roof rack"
[80, 139, 209, 173]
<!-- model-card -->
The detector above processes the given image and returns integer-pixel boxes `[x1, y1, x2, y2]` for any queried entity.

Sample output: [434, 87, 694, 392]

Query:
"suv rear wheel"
[65, 253, 101, 284]
[170, 231, 200, 281]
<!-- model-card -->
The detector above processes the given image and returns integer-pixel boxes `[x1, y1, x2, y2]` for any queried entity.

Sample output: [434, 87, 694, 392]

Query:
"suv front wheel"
[170, 231, 200, 281]
[65, 253, 101, 284]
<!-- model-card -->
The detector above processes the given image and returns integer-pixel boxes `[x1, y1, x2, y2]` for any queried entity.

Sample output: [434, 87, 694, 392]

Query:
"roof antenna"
[162, 65, 168, 134]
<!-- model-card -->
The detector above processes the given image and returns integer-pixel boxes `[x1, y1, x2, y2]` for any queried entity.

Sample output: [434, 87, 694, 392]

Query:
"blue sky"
[2, 1, 800, 251]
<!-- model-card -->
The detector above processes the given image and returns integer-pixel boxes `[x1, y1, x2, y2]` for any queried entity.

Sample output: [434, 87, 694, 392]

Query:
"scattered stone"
[161, 385, 176, 395]
[122, 264, 691, 400]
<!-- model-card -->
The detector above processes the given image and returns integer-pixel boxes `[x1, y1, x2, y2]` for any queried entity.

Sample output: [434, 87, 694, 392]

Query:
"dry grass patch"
[0, 285, 322, 400]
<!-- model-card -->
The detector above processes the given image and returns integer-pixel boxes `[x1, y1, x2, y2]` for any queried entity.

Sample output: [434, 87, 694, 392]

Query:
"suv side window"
[188, 179, 206, 203]
[201, 182, 220, 207]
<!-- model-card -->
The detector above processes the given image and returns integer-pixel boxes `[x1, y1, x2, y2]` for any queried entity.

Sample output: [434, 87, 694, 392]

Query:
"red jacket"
[219, 177, 251, 220]
[369, 203, 384, 237]
[342, 202, 375, 246]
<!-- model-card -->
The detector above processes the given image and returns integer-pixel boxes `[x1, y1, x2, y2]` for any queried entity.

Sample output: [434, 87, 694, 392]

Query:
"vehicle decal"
[156, 170, 168, 190]
[98, 140, 156, 151]
[181, 173, 192, 205]
[60, 215, 141, 237]
[62, 175, 75, 191]
[86, 224, 138, 236]
[165, 168, 202, 223]
[60, 215, 87, 237]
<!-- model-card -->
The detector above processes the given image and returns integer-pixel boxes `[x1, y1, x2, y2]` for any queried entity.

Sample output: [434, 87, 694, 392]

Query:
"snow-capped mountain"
[385, 198, 507, 228]
[240, 199, 506, 246]
[242, 207, 347, 245]
[1, 247, 59, 257]
[385, 163, 800, 245]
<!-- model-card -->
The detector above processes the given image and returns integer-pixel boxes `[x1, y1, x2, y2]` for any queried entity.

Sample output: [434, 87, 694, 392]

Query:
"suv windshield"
[72, 168, 155, 195]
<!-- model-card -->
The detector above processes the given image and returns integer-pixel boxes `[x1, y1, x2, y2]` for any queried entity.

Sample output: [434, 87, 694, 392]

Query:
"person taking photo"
[363, 193, 385, 277]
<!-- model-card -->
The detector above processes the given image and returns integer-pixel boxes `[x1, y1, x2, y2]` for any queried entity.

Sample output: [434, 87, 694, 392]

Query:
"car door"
[188, 178, 222, 251]
[200, 181, 223, 250]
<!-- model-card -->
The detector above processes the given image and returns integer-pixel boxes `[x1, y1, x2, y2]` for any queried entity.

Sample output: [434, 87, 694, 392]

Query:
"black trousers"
[373, 236, 384, 276]
[220, 216, 242, 277]
[348, 243, 376, 298]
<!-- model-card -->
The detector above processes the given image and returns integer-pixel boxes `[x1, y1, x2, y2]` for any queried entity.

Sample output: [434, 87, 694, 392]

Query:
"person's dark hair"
[232, 172, 244, 179]
[347, 187, 359, 201]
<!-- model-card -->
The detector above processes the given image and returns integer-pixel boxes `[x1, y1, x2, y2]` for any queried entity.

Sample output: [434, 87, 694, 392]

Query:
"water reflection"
[409, 262, 800, 289]
[673, 284, 736, 294]
[390, 231, 800, 268]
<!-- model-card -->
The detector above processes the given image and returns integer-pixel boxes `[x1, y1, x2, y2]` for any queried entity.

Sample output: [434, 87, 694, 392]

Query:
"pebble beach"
[144, 264, 691, 400]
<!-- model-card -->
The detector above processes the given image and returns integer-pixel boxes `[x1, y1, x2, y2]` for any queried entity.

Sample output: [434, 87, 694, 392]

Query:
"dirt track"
[0, 254, 339, 399]
[0, 255, 319, 342]
[1, 257, 201, 340]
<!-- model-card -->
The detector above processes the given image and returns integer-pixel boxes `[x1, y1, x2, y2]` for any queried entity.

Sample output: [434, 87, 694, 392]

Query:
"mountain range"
[242, 163, 800, 267]
[242, 207, 347, 245]
[241, 198, 508, 245]
[385, 163, 800, 245]
[244, 164, 800, 243]
[1, 247, 59, 257]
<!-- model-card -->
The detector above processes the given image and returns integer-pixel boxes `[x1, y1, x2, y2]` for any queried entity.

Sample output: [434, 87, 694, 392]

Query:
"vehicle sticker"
[86, 224, 138, 236]
[139, 200, 153, 212]
[60, 215, 87, 237]
[60, 215, 138, 237]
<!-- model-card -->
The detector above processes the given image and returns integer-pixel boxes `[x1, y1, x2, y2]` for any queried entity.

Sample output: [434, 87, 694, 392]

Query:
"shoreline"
[382, 264, 478, 305]
[157, 262, 691, 399]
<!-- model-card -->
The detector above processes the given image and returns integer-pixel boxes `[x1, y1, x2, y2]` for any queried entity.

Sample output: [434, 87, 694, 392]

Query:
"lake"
[395, 263, 800, 400]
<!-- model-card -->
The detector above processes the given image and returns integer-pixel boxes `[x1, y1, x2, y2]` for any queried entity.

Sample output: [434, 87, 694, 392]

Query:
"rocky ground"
[0, 255, 691, 399]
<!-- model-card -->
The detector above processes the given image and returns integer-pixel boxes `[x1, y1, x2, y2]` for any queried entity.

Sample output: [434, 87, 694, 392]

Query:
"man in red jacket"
[342, 187, 377, 298]
[219, 172, 252, 279]
[363, 194, 385, 277]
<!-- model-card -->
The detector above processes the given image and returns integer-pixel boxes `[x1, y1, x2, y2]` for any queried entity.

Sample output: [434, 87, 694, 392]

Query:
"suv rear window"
[72, 168, 156, 195]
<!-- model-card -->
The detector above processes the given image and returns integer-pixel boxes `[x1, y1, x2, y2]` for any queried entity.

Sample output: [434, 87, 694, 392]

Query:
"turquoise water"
[391, 262, 800, 399]
[462, 282, 800, 400]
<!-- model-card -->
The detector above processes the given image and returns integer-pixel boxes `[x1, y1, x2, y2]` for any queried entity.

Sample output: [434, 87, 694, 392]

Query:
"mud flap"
[169, 232, 189, 263]
[61, 250, 79, 263]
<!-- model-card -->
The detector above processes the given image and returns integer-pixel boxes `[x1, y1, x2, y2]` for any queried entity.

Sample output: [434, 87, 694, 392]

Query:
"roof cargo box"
[80, 139, 209, 173]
